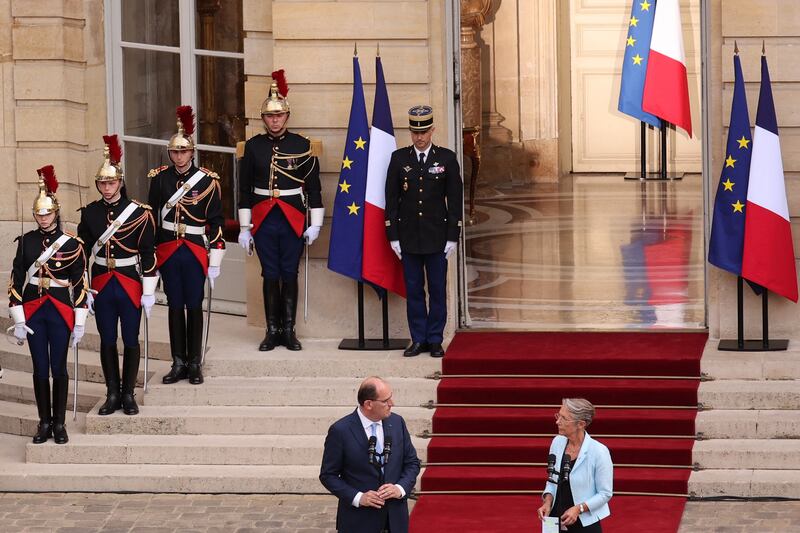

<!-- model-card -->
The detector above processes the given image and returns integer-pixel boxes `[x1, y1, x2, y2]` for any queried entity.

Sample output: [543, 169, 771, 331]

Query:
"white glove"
[86, 291, 95, 316]
[208, 265, 221, 290]
[141, 294, 155, 319]
[444, 241, 457, 259]
[14, 322, 32, 342]
[71, 324, 85, 348]
[390, 240, 402, 260]
[303, 225, 321, 245]
[238, 230, 254, 255]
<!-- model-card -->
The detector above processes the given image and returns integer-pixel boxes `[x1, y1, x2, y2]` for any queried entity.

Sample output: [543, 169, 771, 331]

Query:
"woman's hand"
[560, 505, 581, 527]
[536, 496, 552, 521]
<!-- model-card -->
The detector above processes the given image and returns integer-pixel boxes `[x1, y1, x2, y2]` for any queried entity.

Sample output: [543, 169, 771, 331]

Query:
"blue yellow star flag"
[618, 0, 662, 128]
[327, 56, 370, 282]
[708, 50, 751, 275]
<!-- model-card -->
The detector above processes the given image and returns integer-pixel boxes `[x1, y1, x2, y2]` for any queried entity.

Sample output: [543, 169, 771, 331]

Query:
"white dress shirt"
[351, 407, 407, 507]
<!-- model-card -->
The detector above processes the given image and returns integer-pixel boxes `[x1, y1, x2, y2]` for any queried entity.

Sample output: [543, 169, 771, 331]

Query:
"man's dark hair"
[358, 381, 378, 406]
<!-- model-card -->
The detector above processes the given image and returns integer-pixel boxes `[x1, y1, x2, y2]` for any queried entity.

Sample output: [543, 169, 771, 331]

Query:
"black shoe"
[429, 343, 445, 358]
[121, 346, 140, 415]
[187, 307, 204, 385]
[282, 278, 302, 351]
[259, 279, 282, 351]
[32, 377, 52, 444]
[163, 308, 188, 384]
[98, 343, 121, 416]
[403, 342, 429, 357]
[52, 376, 69, 445]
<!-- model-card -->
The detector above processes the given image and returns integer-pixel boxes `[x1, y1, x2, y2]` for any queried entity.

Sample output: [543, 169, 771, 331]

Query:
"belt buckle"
[178, 223, 187, 236]
[39, 277, 50, 289]
[107, 258, 116, 269]
[272, 189, 281, 198]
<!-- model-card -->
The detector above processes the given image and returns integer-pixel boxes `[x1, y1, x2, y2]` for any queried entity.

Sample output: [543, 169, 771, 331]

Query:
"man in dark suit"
[320, 377, 421, 533]
[385, 105, 463, 358]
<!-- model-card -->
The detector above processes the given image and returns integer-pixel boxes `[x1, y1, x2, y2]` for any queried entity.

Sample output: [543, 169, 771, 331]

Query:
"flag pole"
[338, 283, 408, 350]
[718, 283, 788, 351]
[737, 276, 744, 349]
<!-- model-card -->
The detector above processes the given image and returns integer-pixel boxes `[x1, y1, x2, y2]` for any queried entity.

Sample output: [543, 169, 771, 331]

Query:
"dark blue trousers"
[402, 251, 448, 344]
[94, 276, 141, 348]
[160, 244, 206, 309]
[26, 300, 70, 379]
[254, 208, 304, 281]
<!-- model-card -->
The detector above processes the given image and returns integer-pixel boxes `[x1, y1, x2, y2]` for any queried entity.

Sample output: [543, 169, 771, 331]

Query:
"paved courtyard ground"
[1, 493, 799, 532]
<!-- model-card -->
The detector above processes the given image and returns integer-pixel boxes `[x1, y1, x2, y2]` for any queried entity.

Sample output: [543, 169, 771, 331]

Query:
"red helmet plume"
[37, 165, 58, 195]
[176, 105, 195, 136]
[271, 69, 289, 97]
[103, 134, 123, 165]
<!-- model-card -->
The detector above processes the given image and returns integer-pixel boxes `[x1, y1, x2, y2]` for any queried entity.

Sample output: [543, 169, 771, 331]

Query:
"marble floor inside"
[463, 174, 705, 330]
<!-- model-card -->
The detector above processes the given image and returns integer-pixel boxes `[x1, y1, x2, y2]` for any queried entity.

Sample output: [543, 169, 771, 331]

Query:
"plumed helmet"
[96, 134, 124, 182]
[167, 105, 195, 151]
[261, 69, 290, 115]
[33, 165, 60, 216]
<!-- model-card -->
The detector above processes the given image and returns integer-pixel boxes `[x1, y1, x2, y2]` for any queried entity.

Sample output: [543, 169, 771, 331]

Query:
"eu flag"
[327, 56, 370, 282]
[618, 0, 662, 128]
[708, 51, 751, 275]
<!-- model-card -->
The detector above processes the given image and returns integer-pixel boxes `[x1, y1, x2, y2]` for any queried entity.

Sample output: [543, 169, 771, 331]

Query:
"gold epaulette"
[200, 167, 220, 179]
[147, 165, 168, 178]
[310, 139, 323, 158]
[132, 199, 152, 210]
[64, 231, 84, 244]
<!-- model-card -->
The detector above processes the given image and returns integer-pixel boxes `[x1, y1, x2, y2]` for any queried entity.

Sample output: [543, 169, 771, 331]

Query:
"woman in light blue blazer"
[537, 398, 613, 531]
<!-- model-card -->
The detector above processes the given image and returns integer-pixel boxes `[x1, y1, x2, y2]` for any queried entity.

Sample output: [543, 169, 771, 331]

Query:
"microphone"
[546, 453, 557, 482]
[368, 436, 378, 466]
[561, 454, 573, 483]
[383, 436, 393, 465]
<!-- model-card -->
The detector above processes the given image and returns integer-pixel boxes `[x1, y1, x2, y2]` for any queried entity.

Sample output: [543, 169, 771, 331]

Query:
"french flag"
[742, 53, 798, 302]
[363, 56, 406, 297]
[642, 0, 692, 137]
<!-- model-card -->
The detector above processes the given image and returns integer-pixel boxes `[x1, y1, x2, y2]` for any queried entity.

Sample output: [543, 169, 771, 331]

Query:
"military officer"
[8, 165, 89, 444]
[148, 106, 225, 385]
[385, 106, 463, 358]
[238, 70, 323, 352]
[78, 134, 157, 416]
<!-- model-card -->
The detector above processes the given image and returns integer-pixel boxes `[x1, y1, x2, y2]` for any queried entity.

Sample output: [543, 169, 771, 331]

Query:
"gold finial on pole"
[734, 40, 739, 55]
[354, 42, 358, 57]
[762, 40, 766, 56]
[377, 42, 380, 57]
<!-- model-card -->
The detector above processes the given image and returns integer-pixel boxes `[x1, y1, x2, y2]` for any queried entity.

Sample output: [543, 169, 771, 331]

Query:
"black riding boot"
[31, 377, 52, 444]
[98, 343, 121, 415]
[186, 307, 204, 385]
[162, 308, 188, 384]
[282, 278, 302, 351]
[259, 279, 282, 351]
[121, 345, 140, 415]
[51, 376, 69, 444]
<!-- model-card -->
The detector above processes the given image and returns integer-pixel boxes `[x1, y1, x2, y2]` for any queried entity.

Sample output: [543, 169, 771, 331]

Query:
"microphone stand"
[546, 455, 572, 532]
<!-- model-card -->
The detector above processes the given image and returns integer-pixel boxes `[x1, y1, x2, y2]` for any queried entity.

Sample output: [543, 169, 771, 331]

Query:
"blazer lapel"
[347, 409, 368, 446]
[573, 432, 593, 471]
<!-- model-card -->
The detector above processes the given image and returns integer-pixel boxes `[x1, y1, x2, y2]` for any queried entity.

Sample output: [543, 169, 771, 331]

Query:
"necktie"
[418, 152, 425, 165]
[371, 423, 383, 466]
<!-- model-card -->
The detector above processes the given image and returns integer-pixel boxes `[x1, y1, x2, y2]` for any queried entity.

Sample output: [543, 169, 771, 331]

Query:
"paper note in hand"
[542, 516, 559, 533]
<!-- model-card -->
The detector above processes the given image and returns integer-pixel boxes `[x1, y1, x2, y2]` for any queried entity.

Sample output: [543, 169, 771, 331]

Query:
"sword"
[72, 343, 78, 420]
[143, 312, 150, 393]
[304, 204, 310, 323]
[201, 280, 212, 367]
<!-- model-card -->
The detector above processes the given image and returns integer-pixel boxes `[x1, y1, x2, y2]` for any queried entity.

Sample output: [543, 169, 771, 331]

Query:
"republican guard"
[148, 106, 225, 385]
[78, 134, 157, 416]
[385, 106, 463, 358]
[238, 70, 323, 352]
[8, 165, 89, 444]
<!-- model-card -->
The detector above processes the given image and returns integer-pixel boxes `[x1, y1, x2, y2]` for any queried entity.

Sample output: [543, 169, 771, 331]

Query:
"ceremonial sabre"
[72, 343, 78, 420]
[304, 204, 309, 323]
[143, 313, 150, 393]
[201, 281, 212, 366]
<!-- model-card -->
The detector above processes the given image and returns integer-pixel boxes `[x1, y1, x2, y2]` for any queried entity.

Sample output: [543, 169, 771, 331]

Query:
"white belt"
[254, 186, 303, 198]
[29, 276, 69, 289]
[95, 256, 139, 268]
[162, 220, 206, 235]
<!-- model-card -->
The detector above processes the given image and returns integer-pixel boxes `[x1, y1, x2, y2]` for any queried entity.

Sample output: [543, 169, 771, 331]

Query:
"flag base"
[624, 172, 684, 181]
[338, 338, 410, 351]
[717, 339, 789, 352]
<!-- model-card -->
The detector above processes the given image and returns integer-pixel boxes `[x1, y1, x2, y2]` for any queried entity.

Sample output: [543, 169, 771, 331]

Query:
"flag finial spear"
[377, 42, 380, 58]
[762, 40, 766, 56]
[354, 42, 358, 57]
[734, 40, 739, 55]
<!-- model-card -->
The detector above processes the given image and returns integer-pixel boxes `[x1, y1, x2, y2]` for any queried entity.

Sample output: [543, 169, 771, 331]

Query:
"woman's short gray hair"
[563, 398, 595, 427]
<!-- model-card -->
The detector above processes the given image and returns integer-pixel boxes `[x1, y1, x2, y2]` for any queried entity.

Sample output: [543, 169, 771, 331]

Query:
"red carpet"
[410, 331, 706, 532]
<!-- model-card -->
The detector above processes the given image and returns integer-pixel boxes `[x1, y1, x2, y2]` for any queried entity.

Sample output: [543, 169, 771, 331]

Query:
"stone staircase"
[691, 343, 800, 497]
[0, 302, 437, 493]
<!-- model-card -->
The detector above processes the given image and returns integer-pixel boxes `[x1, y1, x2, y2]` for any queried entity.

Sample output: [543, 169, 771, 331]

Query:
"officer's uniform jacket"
[384, 144, 463, 255]
[77, 196, 156, 307]
[147, 164, 225, 272]
[8, 227, 88, 329]
[239, 130, 322, 237]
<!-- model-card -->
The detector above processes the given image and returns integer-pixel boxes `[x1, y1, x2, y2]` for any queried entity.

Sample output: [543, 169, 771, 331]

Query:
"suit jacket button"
[418, 212, 423, 216]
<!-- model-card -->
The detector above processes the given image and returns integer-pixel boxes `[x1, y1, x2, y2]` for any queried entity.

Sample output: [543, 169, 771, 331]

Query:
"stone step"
[0, 399, 87, 437]
[142, 377, 437, 407]
[696, 409, 800, 439]
[0, 345, 168, 386]
[698, 380, 800, 409]
[25, 433, 429, 465]
[0, 369, 107, 411]
[689, 469, 800, 498]
[701, 348, 800, 380]
[86, 405, 434, 436]
[694, 439, 800, 469]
